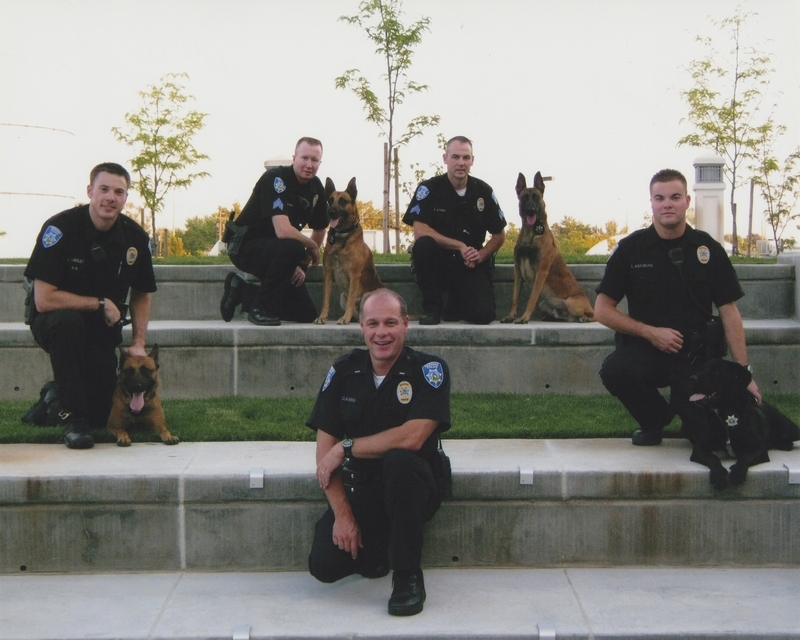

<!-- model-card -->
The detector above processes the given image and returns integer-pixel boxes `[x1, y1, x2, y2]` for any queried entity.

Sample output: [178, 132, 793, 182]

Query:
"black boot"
[220, 272, 248, 322]
[62, 416, 94, 449]
[388, 569, 426, 616]
[21, 381, 58, 425]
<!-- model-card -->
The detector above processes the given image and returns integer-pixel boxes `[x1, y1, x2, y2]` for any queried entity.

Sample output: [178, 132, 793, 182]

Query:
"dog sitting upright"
[106, 344, 179, 447]
[688, 359, 799, 490]
[314, 177, 383, 324]
[501, 172, 594, 323]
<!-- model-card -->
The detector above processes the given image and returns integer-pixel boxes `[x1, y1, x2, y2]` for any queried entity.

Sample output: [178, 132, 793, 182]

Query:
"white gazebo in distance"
[693, 154, 726, 245]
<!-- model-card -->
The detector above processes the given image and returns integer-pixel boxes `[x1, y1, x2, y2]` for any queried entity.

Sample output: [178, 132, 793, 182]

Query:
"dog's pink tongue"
[329, 217, 340, 229]
[130, 392, 145, 412]
[689, 393, 706, 402]
[526, 215, 537, 227]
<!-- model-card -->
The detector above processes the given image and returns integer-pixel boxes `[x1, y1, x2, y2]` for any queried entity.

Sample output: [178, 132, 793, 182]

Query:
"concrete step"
[2, 440, 799, 575]
[1, 566, 799, 639]
[1, 318, 798, 400]
[1, 261, 797, 322]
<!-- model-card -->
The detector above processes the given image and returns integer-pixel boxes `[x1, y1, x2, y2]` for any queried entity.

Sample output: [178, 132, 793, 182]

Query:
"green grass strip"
[2, 394, 797, 445]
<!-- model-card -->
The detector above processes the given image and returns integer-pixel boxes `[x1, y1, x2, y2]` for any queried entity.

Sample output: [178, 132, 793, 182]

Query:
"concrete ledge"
[1, 319, 798, 400]
[2, 440, 798, 573]
[1, 567, 799, 639]
[1, 263, 795, 322]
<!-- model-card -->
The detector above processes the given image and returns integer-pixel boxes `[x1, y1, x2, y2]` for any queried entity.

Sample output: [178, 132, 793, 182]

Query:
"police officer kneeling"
[307, 289, 450, 616]
[24, 163, 156, 449]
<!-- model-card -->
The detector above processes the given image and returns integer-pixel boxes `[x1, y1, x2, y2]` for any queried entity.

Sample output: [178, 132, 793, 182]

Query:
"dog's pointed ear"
[346, 177, 357, 201]
[325, 177, 335, 199]
[516, 173, 527, 196]
[149, 344, 159, 366]
[534, 171, 545, 194]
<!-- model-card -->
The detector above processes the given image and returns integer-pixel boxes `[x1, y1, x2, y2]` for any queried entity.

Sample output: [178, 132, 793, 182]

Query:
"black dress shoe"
[247, 308, 281, 326]
[220, 272, 247, 322]
[419, 314, 440, 326]
[63, 417, 94, 449]
[632, 429, 662, 446]
[388, 570, 426, 616]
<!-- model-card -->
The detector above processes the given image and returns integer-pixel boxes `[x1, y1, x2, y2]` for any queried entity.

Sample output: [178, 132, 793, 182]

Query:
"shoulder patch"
[273, 198, 284, 211]
[422, 361, 444, 388]
[274, 177, 286, 193]
[415, 185, 430, 201]
[322, 366, 336, 392]
[42, 225, 63, 248]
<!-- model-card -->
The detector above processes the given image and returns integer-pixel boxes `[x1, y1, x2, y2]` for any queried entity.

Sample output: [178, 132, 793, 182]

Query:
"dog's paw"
[710, 467, 729, 491]
[314, 317, 327, 325]
[160, 433, 180, 445]
[500, 315, 515, 324]
[729, 462, 748, 485]
[513, 316, 531, 324]
[116, 438, 132, 447]
[336, 317, 352, 325]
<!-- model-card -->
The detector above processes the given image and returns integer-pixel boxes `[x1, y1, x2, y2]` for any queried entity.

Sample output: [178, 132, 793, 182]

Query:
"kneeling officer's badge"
[422, 361, 444, 388]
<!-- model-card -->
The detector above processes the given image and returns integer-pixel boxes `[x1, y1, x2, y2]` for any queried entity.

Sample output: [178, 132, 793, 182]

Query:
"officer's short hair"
[445, 136, 473, 153]
[296, 137, 323, 153]
[650, 169, 687, 193]
[90, 163, 131, 189]
[360, 288, 407, 318]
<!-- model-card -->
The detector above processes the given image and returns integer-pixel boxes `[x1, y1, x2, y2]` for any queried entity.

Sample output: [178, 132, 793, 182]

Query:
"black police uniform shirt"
[596, 224, 743, 346]
[236, 165, 328, 238]
[25, 205, 157, 315]
[306, 347, 451, 472]
[402, 174, 506, 251]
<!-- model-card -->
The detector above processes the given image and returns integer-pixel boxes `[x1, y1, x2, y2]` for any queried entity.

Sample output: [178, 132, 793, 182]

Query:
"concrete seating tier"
[2, 440, 799, 575]
[0, 260, 798, 400]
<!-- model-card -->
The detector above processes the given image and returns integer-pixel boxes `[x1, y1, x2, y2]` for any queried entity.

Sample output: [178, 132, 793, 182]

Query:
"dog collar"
[327, 222, 359, 245]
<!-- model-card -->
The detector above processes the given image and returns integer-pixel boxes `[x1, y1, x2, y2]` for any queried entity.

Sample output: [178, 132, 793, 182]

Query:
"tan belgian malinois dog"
[106, 344, 179, 446]
[315, 177, 384, 324]
[501, 172, 595, 323]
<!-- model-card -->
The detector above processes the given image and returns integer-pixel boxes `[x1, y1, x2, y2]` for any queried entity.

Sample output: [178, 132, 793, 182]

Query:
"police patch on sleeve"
[397, 380, 412, 404]
[274, 177, 286, 193]
[410, 204, 420, 215]
[42, 225, 63, 248]
[273, 198, 284, 211]
[422, 361, 444, 388]
[322, 366, 336, 392]
[415, 185, 430, 201]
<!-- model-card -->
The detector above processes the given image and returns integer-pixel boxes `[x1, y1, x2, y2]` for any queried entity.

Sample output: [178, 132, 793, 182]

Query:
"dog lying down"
[106, 344, 179, 447]
[688, 359, 799, 490]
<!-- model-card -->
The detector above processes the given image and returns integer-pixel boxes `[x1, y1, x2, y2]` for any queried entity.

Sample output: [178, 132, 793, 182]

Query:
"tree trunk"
[393, 147, 400, 253]
[383, 143, 390, 254]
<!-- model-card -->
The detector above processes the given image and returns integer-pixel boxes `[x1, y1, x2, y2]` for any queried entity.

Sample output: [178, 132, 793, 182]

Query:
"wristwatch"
[98, 297, 105, 310]
[745, 364, 753, 375]
[342, 437, 354, 459]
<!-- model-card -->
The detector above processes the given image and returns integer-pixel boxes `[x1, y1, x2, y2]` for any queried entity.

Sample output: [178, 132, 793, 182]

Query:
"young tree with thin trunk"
[750, 119, 799, 254]
[678, 7, 772, 255]
[336, 0, 440, 253]
[112, 73, 210, 256]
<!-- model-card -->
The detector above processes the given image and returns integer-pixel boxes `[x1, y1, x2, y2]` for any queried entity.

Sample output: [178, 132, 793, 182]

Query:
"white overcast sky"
[1, 0, 798, 258]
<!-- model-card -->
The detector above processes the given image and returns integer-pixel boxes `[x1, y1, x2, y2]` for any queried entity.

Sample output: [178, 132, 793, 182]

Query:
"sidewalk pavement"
[1, 567, 799, 639]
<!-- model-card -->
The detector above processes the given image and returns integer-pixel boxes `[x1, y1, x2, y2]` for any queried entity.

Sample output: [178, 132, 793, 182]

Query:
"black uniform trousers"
[232, 236, 316, 322]
[599, 340, 709, 442]
[31, 309, 121, 430]
[308, 449, 441, 583]
[411, 235, 496, 324]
